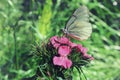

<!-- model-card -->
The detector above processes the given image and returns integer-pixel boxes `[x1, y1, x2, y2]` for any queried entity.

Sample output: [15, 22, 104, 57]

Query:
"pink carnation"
[58, 45, 71, 56]
[50, 36, 76, 49]
[58, 36, 69, 44]
[53, 56, 72, 69]
[75, 44, 94, 60]
[58, 36, 77, 48]
[83, 54, 94, 60]
[50, 36, 60, 49]
[50, 36, 94, 69]
[69, 41, 77, 48]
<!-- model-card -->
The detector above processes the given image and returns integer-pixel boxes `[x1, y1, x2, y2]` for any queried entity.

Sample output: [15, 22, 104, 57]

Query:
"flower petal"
[65, 57, 72, 68]
[50, 36, 60, 48]
[80, 47, 88, 55]
[75, 44, 94, 60]
[59, 36, 69, 44]
[75, 44, 88, 55]
[76, 44, 82, 51]
[69, 41, 77, 48]
[58, 46, 71, 56]
[50, 36, 58, 44]
[53, 56, 62, 65]
[53, 56, 72, 69]
[83, 54, 94, 60]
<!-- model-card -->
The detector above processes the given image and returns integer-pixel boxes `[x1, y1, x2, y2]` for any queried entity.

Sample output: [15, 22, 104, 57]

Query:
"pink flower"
[50, 36, 60, 49]
[80, 46, 88, 55]
[75, 44, 87, 55]
[69, 41, 77, 48]
[75, 44, 94, 60]
[53, 56, 72, 69]
[49, 36, 76, 49]
[75, 44, 82, 51]
[83, 54, 94, 60]
[58, 36, 77, 48]
[58, 45, 71, 56]
[50, 36, 94, 69]
[59, 36, 69, 44]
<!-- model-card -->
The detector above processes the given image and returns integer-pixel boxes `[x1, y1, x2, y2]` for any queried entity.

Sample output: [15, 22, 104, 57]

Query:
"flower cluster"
[49, 36, 94, 69]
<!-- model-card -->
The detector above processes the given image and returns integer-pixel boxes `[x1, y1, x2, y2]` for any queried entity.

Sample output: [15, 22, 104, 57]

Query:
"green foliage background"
[0, 0, 120, 80]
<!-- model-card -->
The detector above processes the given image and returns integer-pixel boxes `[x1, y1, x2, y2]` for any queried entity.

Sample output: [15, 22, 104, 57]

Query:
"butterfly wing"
[65, 6, 92, 40]
[67, 20, 92, 40]
[65, 6, 89, 28]
[73, 6, 89, 21]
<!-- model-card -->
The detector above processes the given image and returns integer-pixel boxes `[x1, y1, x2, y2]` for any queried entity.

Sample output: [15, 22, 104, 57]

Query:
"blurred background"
[0, 0, 120, 80]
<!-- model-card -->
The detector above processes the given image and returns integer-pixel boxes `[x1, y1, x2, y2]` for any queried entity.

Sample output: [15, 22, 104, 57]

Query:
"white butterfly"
[62, 6, 92, 40]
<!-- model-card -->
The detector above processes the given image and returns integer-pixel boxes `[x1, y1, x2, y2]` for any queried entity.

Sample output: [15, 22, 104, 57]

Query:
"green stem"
[13, 26, 18, 70]
[13, 19, 19, 70]
[80, 68, 87, 80]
